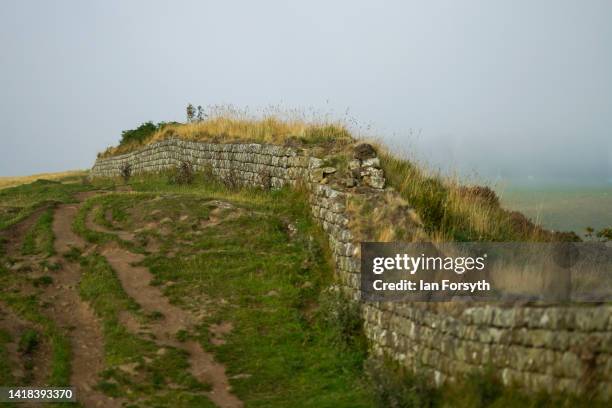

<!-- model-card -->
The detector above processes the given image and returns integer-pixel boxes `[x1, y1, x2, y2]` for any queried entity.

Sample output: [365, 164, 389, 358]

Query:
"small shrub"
[222, 168, 241, 190]
[176, 329, 188, 342]
[120, 122, 158, 145]
[32, 275, 53, 287]
[457, 185, 500, 207]
[18, 329, 39, 354]
[196, 105, 205, 121]
[174, 161, 195, 185]
[63, 246, 82, 262]
[596, 227, 612, 241]
[200, 163, 215, 182]
[118, 121, 179, 147]
[40, 259, 61, 272]
[258, 169, 272, 190]
[148, 311, 165, 321]
[119, 163, 132, 183]
[365, 357, 439, 408]
[317, 287, 364, 349]
[186, 104, 195, 122]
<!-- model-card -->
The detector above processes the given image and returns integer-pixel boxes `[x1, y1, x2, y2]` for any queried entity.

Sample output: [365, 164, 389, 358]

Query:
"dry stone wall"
[91, 138, 611, 399]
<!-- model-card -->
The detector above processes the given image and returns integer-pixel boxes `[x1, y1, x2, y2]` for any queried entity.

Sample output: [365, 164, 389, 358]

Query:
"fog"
[1, 0, 610, 186]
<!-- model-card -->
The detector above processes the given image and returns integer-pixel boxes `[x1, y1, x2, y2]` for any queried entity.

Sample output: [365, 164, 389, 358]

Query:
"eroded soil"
[50, 201, 120, 407]
[100, 243, 242, 408]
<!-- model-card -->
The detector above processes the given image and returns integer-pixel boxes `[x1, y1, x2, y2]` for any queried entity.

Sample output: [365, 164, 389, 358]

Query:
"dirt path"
[50, 201, 121, 408]
[85, 205, 135, 241]
[100, 243, 243, 408]
[1, 205, 50, 255]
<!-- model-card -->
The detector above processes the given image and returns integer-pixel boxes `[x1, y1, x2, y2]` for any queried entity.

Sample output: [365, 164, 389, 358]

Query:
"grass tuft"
[100, 112, 353, 158]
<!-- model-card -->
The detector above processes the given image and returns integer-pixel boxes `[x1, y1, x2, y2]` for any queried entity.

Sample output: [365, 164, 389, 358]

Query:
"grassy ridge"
[97, 114, 580, 243]
[0, 179, 97, 230]
[378, 151, 543, 242]
[21, 208, 55, 257]
[0, 170, 87, 190]
[100, 115, 353, 158]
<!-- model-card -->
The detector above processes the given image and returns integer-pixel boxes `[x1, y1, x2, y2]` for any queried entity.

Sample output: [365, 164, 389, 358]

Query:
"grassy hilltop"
[99, 112, 579, 243]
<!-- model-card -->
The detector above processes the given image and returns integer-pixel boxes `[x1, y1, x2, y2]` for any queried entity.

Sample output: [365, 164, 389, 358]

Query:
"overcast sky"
[1, 0, 610, 186]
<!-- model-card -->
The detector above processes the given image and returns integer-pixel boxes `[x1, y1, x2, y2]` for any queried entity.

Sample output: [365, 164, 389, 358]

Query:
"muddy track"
[86, 205, 135, 242]
[85, 197, 243, 408]
[50, 199, 121, 408]
[1, 205, 51, 255]
[1, 194, 119, 407]
[4, 190, 243, 407]
[100, 242, 243, 408]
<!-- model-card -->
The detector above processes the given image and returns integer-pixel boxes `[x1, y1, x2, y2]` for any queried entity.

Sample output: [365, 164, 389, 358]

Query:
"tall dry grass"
[376, 146, 561, 242]
[0, 170, 88, 190]
[100, 107, 354, 158]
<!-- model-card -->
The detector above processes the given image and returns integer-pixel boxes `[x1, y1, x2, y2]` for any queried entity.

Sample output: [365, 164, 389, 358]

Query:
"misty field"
[500, 186, 612, 237]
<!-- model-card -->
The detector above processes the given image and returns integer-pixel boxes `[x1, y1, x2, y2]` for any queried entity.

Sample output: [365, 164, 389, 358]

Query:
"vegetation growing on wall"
[377, 150, 580, 242]
[97, 109, 581, 244]
[100, 107, 353, 158]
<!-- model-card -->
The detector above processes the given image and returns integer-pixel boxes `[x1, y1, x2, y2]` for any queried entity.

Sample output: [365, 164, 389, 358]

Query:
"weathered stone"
[310, 168, 325, 182]
[367, 175, 385, 189]
[348, 159, 361, 171]
[322, 166, 337, 175]
[361, 157, 381, 168]
[344, 177, 357, 188]
[309, 157, 324, 169]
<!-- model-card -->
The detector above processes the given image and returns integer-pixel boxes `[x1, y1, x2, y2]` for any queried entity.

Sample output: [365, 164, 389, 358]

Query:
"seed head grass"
[101, 112, 353, 158]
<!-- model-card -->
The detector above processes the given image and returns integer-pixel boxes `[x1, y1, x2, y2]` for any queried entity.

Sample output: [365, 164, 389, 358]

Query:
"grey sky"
[1, 0, 611, 186]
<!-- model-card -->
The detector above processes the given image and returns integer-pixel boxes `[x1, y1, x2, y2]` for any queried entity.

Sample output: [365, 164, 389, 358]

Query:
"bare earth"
[100, 242, 242, 408]
[51, 201, 121, 408]
[1, 190, 243, 407]
[85, 199, 242, 406]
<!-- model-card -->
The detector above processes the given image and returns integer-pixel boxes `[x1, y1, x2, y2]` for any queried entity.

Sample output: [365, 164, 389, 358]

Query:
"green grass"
[79, 175, 376, 407]
[76, 252, 215, 407]
[21, 208, 55, 257]
[101, 112, 353, 158]
[0, 269, 72, 386]
[3, 173, 605, 406]
[18, 328, 39, 354]
[0, 179, 99, 230]
[72, 194, 147, 252]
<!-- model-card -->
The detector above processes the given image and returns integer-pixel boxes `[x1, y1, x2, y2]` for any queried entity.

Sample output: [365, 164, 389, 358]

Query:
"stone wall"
[91, 138, 611, 399]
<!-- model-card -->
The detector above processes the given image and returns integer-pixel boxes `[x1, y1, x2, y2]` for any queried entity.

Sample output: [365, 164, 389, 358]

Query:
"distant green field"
[498, 186, 612, 237]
